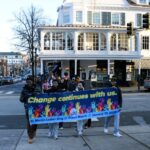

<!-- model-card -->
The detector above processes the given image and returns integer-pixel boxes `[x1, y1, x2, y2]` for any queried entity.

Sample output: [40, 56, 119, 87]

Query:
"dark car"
[144, 76, 150, 90]
[3, 76, 13, 84]
[0, 76, 4, 86]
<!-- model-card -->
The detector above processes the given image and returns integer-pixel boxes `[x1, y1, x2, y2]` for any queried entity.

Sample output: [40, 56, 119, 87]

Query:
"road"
[0, 83, 150, 129]
[0, 83, 150, 150]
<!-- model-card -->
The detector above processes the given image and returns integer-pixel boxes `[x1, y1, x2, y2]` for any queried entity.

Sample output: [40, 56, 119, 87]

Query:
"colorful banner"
[28, 87, 120, 125]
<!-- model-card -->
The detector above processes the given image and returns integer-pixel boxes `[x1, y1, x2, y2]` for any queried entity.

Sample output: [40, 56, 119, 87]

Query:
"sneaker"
[84, 126, 88, 129]
[28, 138, 33, 144]
[59, 127, 64, 130]
[48, 132, 52, 138]
[54, 135, 58, 140]
[113, 132, 122, 137]
[104, 128, 108, 134]
[78, 131, 83, 136]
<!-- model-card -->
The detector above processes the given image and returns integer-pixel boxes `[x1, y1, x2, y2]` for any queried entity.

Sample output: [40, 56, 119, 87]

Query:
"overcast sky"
[0, 0, 63, 52]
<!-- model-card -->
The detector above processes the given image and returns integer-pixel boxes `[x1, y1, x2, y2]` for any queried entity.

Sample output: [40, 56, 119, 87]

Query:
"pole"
[34, 48, 37, 77]
[31, 47, 34, 81]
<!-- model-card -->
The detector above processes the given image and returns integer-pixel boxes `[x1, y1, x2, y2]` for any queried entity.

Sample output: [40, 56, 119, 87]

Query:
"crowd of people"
[19, 71, 122, 144]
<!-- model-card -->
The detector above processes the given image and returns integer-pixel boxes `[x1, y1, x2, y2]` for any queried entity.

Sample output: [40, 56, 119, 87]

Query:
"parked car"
[3, 76, 13, 84]
[0, 76, 4, 86]
[144, 76, 150, 90]
[13, 76, 22, 83]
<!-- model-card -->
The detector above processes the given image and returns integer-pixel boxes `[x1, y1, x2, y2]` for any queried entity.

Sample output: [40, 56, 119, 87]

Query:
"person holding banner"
[103, 82, 123, 137]
[75, 82, 85, 136]
[19, 76, 41, 144]
[48, 79, 61, 139]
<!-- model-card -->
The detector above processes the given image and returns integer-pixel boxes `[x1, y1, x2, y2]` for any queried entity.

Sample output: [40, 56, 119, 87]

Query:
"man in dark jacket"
[20, 76, 41, 143]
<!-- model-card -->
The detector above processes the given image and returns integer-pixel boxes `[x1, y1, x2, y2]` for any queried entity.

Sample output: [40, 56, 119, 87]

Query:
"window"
[137, 14, 142, 27]
[67, 33, 74, 50]
[118, 34, 129, 51]
[142, 36, 149, 50]
[100, 33, 106, 50]
[139, 0, 147, 4]
[76, 11, 82, 22]
[44, 32, 51, 50]
[93, 13, 100, 24]
[63, 14, 70, 23]
[111, 13, 125, 25]
[52, 32, 65, 50]
[78, 33, 84, 50]
[112, 13, 119, 25]
[102, 12, 111, 25]
[111, 34, 116, 50]
[85, 33, 99, 50]
[87, 11, 92, 24]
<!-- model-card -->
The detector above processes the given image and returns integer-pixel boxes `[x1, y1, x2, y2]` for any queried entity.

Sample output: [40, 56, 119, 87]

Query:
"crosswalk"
[0, 91, 15, 95]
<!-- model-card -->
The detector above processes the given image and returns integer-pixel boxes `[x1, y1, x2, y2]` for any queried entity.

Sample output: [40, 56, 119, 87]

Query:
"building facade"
[0, 52, 24, 76]
[38, 0, 150, 85]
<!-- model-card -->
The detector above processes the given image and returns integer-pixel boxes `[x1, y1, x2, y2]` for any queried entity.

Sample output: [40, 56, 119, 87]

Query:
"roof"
[127, 0, 150, 7]
[0, 52, 22, 56]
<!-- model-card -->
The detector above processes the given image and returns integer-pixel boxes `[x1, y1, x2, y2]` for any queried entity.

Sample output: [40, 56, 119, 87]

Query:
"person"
[47, 71, 55, 88]
[75, 82, 85, 136]
[48, 80, 61, 139]
[42, 78, 49, 93]
[103, 82, 123, 137]
[59, 72, 70, 129]
[19, 76, 41, 144]
[84, 78, 93, 129]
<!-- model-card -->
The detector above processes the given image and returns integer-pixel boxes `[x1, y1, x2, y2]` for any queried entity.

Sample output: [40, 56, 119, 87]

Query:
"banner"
[28, 87, 120, 125]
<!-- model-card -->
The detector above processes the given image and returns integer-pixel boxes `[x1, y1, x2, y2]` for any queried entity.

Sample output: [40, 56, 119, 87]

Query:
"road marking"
[5, 91, 14, 94]
[0, 125, 7, 128]
[68, 118, 99, 123]
[133, 116, 147, 125]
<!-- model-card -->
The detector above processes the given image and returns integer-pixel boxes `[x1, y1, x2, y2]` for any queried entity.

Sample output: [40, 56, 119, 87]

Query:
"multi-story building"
[0, 52, 24, 76]
[38, 0, 150, 85]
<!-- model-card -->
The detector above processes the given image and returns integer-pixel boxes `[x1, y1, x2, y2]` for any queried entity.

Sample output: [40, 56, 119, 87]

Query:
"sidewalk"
[121, 86, 145, 93]
[1, 125, 150, 150]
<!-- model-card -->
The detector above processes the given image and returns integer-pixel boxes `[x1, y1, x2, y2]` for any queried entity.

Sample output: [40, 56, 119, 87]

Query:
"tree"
[13, 5, 45, 79]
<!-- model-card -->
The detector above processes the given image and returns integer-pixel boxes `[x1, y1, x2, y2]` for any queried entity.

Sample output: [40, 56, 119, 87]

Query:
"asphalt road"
[0, 92, 150, 129]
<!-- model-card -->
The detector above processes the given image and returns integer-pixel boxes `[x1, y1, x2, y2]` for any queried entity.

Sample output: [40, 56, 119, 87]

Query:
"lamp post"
[34, 48, 37, 77]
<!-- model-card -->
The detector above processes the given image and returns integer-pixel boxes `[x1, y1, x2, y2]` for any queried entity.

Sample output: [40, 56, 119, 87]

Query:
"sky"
[0, 0, 63, 52]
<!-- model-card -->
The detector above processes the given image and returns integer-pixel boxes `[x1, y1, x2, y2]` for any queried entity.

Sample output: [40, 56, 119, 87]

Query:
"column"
[138, 59, 141, 75]
[130, 36, 135, 51]
[136, 32, 141, 54]
[116, 34, 118, 51]
[74, 32, 78, 54]
[138, 59, 141, 91]
[107, 59, 110, 77]
[75, 59, 77, 75]
[40, 59, 43, 74]
[65, 32, 67, 52]
[106, 32, 111, 54]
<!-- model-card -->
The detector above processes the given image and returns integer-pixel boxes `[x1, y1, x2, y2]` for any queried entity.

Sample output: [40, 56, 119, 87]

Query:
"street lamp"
[34, 47, 37, 77]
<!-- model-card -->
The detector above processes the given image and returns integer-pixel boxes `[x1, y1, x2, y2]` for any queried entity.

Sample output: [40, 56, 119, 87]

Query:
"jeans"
[48, 123, 59, 138]
[77, 120, 84, 133]
[104, 112, 120, 134]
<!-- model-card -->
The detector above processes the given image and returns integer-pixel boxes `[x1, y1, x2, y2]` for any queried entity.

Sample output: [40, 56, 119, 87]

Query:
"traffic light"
[127, 22, 134, 36]
[143, 13, 150, 29]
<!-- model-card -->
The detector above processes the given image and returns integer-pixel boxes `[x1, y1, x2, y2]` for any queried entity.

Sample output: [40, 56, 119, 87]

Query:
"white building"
[0, 52, 24, 76]
[38, 0, 150, 85]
